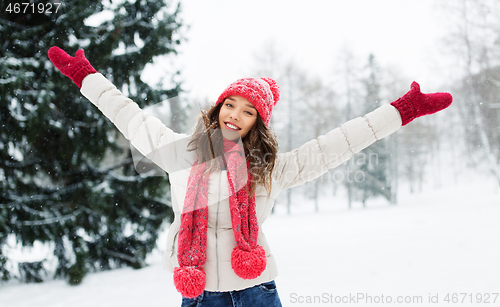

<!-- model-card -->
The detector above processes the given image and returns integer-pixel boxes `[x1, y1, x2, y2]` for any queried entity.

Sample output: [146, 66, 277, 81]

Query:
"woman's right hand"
[48, 46, 97, 88]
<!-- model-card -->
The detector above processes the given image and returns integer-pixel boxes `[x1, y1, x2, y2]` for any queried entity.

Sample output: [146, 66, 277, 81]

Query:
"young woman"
[48, 46, 452, 307]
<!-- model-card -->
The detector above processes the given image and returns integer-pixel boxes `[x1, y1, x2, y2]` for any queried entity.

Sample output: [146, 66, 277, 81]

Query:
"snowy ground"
[1, 175, 499, 307]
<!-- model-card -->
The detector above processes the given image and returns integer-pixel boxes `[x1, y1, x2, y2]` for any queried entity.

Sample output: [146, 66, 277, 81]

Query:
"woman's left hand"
[390, 82, 453, 126]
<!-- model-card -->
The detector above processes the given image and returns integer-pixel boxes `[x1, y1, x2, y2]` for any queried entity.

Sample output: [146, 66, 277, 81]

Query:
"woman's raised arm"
[48, 46, 194, 174]
[273, 82, 452, 190]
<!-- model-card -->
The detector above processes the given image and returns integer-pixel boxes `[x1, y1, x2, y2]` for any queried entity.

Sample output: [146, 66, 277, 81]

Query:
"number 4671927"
[5, 2, 62, 14]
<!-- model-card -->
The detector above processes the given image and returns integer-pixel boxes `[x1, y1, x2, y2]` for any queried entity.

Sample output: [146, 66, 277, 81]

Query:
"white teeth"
[226, 123, 239, 130]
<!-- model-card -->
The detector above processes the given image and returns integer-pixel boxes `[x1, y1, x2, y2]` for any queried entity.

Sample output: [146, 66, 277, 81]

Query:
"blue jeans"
[181, 280, 282, 307]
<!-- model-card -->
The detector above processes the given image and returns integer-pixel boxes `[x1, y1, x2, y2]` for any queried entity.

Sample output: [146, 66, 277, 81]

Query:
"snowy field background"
[1, 171, 499, 306]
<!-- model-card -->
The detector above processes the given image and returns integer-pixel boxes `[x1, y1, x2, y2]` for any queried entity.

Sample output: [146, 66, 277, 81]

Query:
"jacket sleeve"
[79, 73, 194, 174]
[273, 104, 402, 190]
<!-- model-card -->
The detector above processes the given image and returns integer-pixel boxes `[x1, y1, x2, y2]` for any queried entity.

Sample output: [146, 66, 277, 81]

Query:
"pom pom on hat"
[216, 77, 280, 126]
[173, 266, 206, 298]
[260, 77, 280, 106]
[231, 245, 267, 279]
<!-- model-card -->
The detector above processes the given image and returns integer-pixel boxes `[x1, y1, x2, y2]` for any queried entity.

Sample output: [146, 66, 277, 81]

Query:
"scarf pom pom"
[231, 245, 267, 279]
[173, 266, 206, 298]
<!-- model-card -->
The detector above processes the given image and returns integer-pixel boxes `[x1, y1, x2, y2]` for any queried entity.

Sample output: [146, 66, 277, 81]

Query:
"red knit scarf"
[173, 138, 267, 298]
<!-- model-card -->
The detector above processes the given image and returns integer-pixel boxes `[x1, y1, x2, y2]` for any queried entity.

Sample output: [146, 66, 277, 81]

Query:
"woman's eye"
[245, 111, 253, 116]
[226, 103, 233, 108]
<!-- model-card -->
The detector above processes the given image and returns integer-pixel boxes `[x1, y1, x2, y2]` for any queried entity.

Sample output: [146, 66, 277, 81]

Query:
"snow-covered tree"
[439, 0, 500, 185]
[0, 0, 184, 284]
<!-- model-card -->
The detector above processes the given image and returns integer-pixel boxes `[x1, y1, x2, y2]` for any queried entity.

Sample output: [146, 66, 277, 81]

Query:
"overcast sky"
[141, 0, 454, 102]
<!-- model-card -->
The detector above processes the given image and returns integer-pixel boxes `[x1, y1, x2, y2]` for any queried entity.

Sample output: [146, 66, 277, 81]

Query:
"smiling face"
[218, 95, 257, 140]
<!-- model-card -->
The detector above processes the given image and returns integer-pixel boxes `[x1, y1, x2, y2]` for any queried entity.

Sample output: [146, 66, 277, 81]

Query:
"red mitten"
[48, 46, 97, 88]
[391, 82, 453, 126]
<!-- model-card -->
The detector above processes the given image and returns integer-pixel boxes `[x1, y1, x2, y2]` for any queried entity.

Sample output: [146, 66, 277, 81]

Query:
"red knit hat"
[216, 77, 280, 126]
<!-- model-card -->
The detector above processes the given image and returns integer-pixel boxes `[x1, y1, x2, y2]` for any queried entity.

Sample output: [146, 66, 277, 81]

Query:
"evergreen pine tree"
[352, 54, 392, 206]
[0, 0, 184, 284]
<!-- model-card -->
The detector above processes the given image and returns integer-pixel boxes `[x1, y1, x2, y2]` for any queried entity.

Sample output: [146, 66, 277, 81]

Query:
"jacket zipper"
[215, 171, 222, 290]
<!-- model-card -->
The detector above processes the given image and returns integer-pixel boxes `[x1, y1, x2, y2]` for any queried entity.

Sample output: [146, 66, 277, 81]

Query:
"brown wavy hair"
[187, 102, 279, 197]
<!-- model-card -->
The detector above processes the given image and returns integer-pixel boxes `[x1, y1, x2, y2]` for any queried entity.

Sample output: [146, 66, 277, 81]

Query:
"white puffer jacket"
[80, 73, 402, 292]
